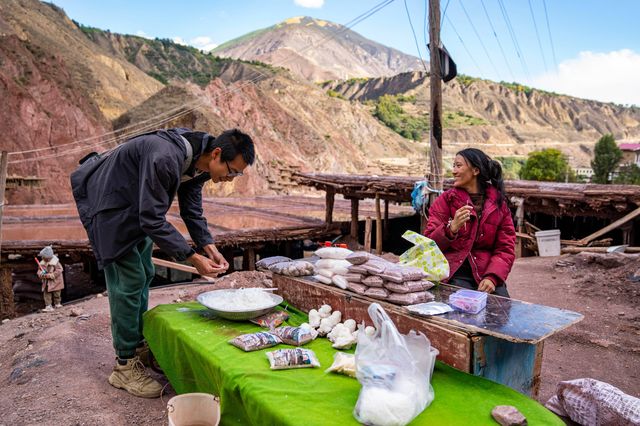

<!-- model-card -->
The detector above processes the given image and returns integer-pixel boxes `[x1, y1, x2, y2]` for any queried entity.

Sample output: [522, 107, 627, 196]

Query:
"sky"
[49, 0, 640, 106]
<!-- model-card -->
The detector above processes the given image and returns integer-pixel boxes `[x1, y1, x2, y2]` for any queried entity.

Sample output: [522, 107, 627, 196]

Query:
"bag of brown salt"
[346, 251, 375, 265]
[273, 326, 315, 346]
[229, 332, 282, 352]
[347, 282, 369, 295]
[345, 273, 363, 283]
[365, 287, 389, 300]
[388, 291, 435, 306]
[361, 275, 384, 288]
[384, 280, 435, 294]
[362, 258, 391, 275]
[348, 264, 369, 274]
[379, 265, 427, 283]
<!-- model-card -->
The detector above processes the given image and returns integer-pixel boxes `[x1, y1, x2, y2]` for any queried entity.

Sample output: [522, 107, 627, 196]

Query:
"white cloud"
[190, 36, 218, 51]
[172, 36, 217, 51]
[294, 0, 324, 8]
[531, 49, 640, 106]
[136, 30, 151, 39]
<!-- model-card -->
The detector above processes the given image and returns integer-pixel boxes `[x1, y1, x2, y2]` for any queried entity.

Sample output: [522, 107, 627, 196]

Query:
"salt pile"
[199, 288, 278, 312]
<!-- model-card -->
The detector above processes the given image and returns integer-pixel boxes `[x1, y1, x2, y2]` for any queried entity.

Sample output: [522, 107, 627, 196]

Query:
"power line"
[440, 0, 452, 31]
[480, 0, 515, 81]
[528, 0, 548, 73]
[458, 0, 501, 80]
[445, 15, 484, 76]
[404, 0, 428, 73]
[542, 0, 559, 70]
[497, 0, 530, 80]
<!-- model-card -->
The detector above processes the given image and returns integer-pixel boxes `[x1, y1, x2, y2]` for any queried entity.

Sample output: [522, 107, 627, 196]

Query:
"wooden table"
[273, 275, 583, 397]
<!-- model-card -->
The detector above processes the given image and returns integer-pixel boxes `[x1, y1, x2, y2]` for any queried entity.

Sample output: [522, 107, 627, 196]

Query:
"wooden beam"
[375, 194, 382, 255]
[151, 257, 216, 281]
[243, 247, 256, 271]
[325, 187, 335, 224]
[383, 199, 390, 239]
[364, 217, 372, 253]
[576, 206, 640, 245]
[350, 198, 359, 239]
[561, 246, 640, 254]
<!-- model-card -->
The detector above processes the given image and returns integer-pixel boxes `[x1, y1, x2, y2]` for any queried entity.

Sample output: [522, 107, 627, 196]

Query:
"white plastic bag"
[354, 303, 438, 426]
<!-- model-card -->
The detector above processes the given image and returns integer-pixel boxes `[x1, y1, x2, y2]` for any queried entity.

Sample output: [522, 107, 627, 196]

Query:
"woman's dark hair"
[205, 129, 256, 165]
[456, 148, 506, 206]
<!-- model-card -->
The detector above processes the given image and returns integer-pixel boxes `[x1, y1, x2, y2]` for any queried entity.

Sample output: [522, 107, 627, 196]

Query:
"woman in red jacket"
[424, 148, 516, 297]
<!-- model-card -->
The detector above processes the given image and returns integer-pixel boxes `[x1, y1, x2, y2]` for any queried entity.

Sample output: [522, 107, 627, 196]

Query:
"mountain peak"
[278, 16, 340, 29]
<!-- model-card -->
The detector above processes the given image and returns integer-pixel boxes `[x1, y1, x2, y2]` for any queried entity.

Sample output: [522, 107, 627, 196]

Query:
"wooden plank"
[472, 335, 543, 397]
[375, 194, 382, 254]
[576, 206, 640, 245]
[561, 246, 640, 254]
[364, 217, 372, 253]
[350, 198, 359, 239]
[274, 274, 473, 372]
[151, 257, 216, 281]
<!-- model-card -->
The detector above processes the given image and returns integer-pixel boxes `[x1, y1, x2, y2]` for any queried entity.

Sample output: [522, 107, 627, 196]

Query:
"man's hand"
[478, 278, 496, 293]
[203, 244, 229, 272]
[188, 252, 225, 277]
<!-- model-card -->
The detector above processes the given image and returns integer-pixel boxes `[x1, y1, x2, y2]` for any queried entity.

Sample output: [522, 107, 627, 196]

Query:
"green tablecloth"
[144, 302, 562, 426]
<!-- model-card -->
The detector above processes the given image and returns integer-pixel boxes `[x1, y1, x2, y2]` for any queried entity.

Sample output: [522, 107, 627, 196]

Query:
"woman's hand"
[478, 278, 496, 293]
[450, 205, 474, 234]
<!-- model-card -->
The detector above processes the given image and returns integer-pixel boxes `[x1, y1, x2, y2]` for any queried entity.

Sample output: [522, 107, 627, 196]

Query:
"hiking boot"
[41, 305, 54, 313]
[135, 342, 151, 367]
[108, 356, 162, 398]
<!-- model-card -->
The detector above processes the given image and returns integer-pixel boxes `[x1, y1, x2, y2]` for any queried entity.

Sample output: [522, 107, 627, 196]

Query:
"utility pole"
[428, 0, 443, 206]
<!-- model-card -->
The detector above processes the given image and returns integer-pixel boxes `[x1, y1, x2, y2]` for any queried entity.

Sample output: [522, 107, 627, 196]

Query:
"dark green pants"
[104, 238, 155, 358]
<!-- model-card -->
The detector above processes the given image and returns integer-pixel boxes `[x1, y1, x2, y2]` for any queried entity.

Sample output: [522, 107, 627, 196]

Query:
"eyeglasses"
[225, 161, 243, 177]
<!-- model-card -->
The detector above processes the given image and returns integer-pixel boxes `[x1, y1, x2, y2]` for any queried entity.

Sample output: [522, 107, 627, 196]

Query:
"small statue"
[37, 246, 65, 312]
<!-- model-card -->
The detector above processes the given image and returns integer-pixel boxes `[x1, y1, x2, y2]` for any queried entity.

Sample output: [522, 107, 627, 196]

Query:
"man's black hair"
[205, 129, 255, 166]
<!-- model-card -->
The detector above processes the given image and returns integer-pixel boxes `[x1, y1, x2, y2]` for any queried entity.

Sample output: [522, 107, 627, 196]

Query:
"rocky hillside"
[113, 63, 424, 197]
[323, 73, 640, 168]
[212, 16, 425, 82]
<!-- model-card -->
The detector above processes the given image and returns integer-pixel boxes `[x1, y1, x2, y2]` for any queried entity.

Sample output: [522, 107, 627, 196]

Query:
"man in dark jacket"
[71, 127, 255, 398]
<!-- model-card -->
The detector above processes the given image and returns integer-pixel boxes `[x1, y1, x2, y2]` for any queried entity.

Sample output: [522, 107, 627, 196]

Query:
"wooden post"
[428, 0, 443, 204]
[243, 247, 256, 271]
[364, 217, 372, 253]
[383, 199, 390, 239]
[0, 151, 13, 319]
[325, 187, 335, 225]
[350, 198, 359, 239]
[375, 194, 383, 255]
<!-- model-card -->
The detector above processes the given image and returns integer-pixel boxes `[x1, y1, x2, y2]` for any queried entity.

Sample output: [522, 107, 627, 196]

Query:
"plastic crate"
[448, 289, 488, 314]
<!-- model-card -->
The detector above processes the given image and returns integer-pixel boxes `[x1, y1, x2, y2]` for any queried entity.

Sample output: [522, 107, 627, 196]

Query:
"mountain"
[322, 73, 640, 170]
[211, 16, 425, 82]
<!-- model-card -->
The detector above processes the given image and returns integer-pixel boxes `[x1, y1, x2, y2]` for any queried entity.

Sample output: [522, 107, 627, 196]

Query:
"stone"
[2, 319, 10, 324]
[70, 308, 84, 317]
[491, 405, 527, 426]
[97, 293, 104, 298]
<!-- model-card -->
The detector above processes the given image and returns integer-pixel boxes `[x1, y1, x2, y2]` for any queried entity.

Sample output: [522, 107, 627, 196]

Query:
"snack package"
[365, 287, 389, 300]
[348, 264, 369, 274]
[388, 291, 435, 306]
[347, 282, 369, 295]
[315, 247, 353, 260]
[379, 265, 427, 283]
[229, 332, 282, 352]
[332, 275, 348, 290]
[361, 275, 384, 288]
[250, 311, 290, 329]
[256, 256, 292, 271]
[362, 258, 392, 275]
[384, 280, 435, 294]
[273, 326, 316, 346]
[346, 251, 376, 265]
[266, 348, 321, 370]
[345, 273, 364, 283]
[316, 259, 352, 270]
[325, 352, 356, 378]
[313, 274, 333, 285]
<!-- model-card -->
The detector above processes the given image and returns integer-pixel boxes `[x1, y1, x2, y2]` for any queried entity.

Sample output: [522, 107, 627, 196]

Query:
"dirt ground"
[0, 257, 638, 425]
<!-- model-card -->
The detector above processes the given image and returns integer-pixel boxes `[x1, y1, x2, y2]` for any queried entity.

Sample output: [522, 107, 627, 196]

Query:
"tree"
[519, 149, 575, 182]
[591, 134, 622, 184]
[614, 163, 640, 185]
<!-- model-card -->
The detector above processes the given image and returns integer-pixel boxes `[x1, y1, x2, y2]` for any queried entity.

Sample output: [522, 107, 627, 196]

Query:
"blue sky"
[49, 0, 640, 105]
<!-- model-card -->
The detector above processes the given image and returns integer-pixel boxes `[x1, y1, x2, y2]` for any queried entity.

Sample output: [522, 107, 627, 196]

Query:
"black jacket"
[70, 128, 214, 269]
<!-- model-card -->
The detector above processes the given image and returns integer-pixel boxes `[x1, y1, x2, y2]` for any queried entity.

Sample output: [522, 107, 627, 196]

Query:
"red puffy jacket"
[423, 186, 516, 286]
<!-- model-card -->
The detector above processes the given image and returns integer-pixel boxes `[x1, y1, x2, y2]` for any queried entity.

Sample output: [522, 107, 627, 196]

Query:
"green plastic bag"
[399, 230, 449, 281]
